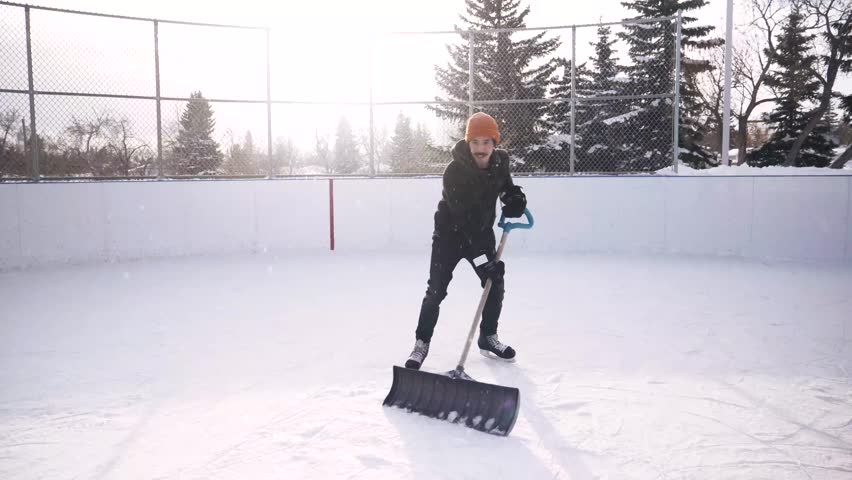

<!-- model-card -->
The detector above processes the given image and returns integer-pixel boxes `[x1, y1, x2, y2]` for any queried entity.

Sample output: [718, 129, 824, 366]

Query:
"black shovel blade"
[383, 365, 520, 436]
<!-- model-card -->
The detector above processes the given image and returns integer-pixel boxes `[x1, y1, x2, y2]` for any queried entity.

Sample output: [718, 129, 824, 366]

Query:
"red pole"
[328, 178, 335, 251]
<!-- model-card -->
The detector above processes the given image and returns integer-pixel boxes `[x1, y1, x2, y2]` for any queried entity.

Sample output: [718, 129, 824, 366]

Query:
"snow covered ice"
[1, 251, 850, 479]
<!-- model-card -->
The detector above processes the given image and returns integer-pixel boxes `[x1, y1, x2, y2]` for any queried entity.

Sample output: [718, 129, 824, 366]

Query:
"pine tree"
[389, 113, 416, 173]
[172, 91, 223, 175]
[842, 95, 852, 125]
[388, 115, 445, 174]
[841, 94, 852, 144]
[620, 0, 720, 170]
[579, 24, 631, 172]
[333, 117, 361, 174]
[830, 93, 852, 168]
[413, 123, 446, 172]
[431, 0, 560, 170]
[224, 131, 258, 176]
[542, 58, 592, 172]
[748, 8, 837, 167]
[244, 131, 258, 175]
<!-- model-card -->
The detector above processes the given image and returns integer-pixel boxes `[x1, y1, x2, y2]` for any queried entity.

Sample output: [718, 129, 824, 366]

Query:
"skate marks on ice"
[483, 366, 620, 480]
[1, 382, 394, 480]
[186, 380, 563, 480]
[2, 253, 851, 479]
[483, 362, 852, 479]
[172, 383, 408, 480]
[696, 377, 852, 477]
[90, 394, 165, 480]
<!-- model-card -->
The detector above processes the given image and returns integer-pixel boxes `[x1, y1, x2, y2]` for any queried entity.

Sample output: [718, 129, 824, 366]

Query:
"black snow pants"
[415, 227, 504, 342]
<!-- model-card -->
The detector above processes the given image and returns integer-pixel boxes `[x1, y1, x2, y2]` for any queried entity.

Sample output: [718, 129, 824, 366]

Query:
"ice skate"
[478, 333, 516, 361]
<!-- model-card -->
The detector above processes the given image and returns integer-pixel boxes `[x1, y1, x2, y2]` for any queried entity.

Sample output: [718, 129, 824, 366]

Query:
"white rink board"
[1, 175, 851, 268]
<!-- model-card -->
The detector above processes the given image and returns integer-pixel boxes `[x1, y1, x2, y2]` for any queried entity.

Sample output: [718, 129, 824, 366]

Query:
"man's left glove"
[500, 184, 526, 218]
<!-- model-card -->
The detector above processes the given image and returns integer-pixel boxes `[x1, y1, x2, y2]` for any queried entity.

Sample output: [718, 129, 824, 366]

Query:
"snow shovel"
[383, 208, 534, 436]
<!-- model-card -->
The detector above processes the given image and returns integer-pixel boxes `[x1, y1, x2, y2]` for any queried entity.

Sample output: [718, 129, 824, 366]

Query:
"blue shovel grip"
[498, 208, 534, 232]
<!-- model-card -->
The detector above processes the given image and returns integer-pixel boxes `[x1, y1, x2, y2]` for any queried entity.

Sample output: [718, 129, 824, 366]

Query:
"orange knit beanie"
[465, 112, 500, 144]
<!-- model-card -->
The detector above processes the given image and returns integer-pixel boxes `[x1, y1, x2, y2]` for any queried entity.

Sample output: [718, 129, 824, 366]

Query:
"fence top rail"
[1, 2, 675, 34]
[0, 88, 676, 106]
[0, 1, 269, 30]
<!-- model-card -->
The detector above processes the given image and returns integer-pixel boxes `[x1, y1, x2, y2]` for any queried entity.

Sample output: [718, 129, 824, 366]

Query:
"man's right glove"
[500, 184, 526, 218]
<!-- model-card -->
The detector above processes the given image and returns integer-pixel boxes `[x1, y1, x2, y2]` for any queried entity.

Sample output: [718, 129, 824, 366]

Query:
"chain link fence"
[0, 1, 680, 180]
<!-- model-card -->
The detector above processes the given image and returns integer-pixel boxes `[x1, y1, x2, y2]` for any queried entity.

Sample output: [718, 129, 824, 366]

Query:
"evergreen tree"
[620, 0, 720, 170]
[413, 123, 446, 172]
[842, 94, 852, 125]
[389, 114, 447, 174]
[224, 131, 258, 176]
[389, 113, 416, 173]
[542, 58, 593, 172]
[242, 131, 257, 175]
[431, 0, 560, 170]
[840, 94, 852, 144]
[579, 24, 631, 172]
[333, 117, 361, 174]
[172, 91, 223, 175]
[830, 93, 852, 168]
[748, 8, 837, 167]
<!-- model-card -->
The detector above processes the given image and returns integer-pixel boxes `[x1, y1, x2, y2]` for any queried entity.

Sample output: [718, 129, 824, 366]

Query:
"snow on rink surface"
[1, 251, 851, 479]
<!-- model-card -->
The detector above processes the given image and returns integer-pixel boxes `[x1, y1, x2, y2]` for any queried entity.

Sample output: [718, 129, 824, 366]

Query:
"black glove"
[481, 259, 505, 282]
[473, 257, 505, 283]
[500, 184, 526, 218]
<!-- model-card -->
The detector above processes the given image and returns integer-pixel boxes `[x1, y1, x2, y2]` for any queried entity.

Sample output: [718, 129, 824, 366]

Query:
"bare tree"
[0, 110, 23, 178]
[66, 109, 113, 174]
[730, 0, 784, 164]
[694, 0, 783, 163]
[107, 117, 152, 177]
[273, 136, 299, 175]
[0, 109, 21, 154]
[785, 0, 852, 166]
[0, 109, 21, 160]
[357, 125, 389, 176]
[696, 44, 727, 154]
[315, 130, 331, 175]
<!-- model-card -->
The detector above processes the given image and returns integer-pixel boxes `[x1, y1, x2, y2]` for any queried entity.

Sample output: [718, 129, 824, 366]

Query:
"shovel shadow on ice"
[382, 401, 558, 480]
[484, 362, 602, 480]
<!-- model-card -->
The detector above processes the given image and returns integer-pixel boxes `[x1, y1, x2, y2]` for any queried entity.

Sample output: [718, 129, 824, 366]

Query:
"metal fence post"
[24, 6, 39, 181]
[672, 11, 682, 173]
[468, 30, 475, 117]
[570, 25, 576, 176]
[153, 20, 163, 179]
[368, 33, 375, 176]
[265, 28, 273, 177]
[721, 0, 733, 166]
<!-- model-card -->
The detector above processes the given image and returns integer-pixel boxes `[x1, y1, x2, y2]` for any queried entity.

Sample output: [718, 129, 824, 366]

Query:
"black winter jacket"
[434, 140, 516, 251]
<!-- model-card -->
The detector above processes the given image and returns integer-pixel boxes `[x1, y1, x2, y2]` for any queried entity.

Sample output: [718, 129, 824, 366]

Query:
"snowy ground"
[658, 162, 852, 176]
[1, 252, 851, 479]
